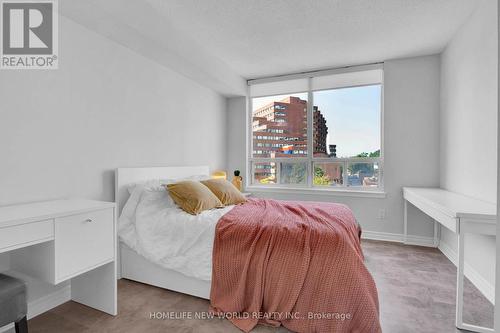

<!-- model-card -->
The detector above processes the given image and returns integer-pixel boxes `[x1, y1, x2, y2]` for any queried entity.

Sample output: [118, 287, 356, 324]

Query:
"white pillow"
[126, 175, 210, 194]
[118, 182, 145, 236]
[126, 179, 160, 194]
[124, 175, 210, 210]
[141, 186, 176, 208]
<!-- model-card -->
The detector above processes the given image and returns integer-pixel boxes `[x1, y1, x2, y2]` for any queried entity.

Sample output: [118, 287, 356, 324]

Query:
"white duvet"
[118, 184, 234, 281]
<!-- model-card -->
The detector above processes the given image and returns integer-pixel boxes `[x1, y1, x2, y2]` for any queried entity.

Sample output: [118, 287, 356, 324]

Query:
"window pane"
[347, 162, 379, 187]
[313, 162, 344, 186]
[280, 162, 307, 185]
[252, 93, 308, 158]
[253, 162, 276, 185]
[312, 85, 381, 158]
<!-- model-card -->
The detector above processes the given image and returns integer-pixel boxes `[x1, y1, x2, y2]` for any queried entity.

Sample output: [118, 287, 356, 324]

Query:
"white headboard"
[115, 166, 210, 214]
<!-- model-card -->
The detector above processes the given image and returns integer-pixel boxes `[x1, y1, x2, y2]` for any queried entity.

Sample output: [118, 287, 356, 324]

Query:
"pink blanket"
[210, 198, 380, 333]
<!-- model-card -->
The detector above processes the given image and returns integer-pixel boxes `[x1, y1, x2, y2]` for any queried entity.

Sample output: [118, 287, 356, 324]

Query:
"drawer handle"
[85, 218, 93, 223]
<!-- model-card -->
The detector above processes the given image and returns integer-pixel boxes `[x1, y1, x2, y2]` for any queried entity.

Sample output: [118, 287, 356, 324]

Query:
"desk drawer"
[0, 219, 53, 253]
[55, 208, 114, 281]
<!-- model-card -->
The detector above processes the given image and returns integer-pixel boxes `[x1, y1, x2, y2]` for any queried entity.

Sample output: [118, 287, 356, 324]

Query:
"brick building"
[252, 96, 331, 158]
[252, 96, 308, 158]
[252, 96, 341, 183]
[313, 106, 328, 157]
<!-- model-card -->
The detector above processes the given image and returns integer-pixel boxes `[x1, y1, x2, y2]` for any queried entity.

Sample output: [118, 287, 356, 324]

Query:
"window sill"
[245, 186, 386, 198]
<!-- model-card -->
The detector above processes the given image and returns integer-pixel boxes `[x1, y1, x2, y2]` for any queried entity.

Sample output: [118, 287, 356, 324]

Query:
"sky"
[252, 85, 381, 158]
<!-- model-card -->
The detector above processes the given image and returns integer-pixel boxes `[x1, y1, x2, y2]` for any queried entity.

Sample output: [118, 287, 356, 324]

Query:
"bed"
[116, 166, 381, 332]
[116, 166, 213, 298]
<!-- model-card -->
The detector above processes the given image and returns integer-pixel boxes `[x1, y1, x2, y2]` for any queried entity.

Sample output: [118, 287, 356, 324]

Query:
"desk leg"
[454, 231, 494, 333]
[456, 231, 465, 329]
[403, 200, 408, 244]
[71, 261, 117, 315]
[433, 220, 439, 247]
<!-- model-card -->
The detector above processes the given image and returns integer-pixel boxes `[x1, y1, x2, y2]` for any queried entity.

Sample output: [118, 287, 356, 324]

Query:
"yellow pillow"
[166, 181, 223, 215]
[201, 179, 247, 206]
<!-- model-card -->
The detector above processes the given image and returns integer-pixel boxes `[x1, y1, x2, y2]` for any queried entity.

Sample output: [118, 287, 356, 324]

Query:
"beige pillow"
[166, 181, 223, 215]
[201, 179, 247, 206]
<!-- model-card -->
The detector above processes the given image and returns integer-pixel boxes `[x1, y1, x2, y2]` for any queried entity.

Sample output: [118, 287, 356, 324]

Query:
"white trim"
[247, 63, 383, 85]
[306, 77, 313, 187]
[439, 240, 495, 305]
[379, 71, 385, 187]
[361, 230, 436, 247]
[361, 230, 405, 243]
[28, 285, 71, 319]
[404, 234, 438, 247]
[0, 323, 12, 333]
[249, 157, 381, 163]
[245, 90, 251, 190]
[246, 185, 386, 198]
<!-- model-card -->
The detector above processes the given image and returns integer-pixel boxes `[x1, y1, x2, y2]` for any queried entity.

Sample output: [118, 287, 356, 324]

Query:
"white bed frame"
[115, 166, 211, 299]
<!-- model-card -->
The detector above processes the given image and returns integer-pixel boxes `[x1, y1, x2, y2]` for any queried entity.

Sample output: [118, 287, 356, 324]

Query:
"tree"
[314, 166, 325, 178]
[313, 165, 332, 185]
[349, 149, 380, 175]
[356, 149, 380, 158]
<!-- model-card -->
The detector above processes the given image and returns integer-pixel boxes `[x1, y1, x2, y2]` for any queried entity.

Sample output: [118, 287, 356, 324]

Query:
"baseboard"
[438, 241, 495, 305]
[0, 324, 13, 333]
[405, 234, 438, 247]
[361, 230, 436, 247]
[28, 284, 71, 319]
[0, 285, 71, 333]
[361, 230, 404, 243]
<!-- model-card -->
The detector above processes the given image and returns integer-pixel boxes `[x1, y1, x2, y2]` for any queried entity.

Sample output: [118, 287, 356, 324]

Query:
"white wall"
[59, 0, 247, 97]
[227, 97, 247, 181]
[227, 55, 441, 243]
[439, 0, 498, 302]
[496, 1, 500, 325]
[0, 16, 227, 327]
[0, 15, 227, 206]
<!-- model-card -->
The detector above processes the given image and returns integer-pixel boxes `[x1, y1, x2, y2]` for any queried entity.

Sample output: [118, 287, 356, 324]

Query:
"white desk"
[403, 187, 496, 333]
[0, 199, 117, 319]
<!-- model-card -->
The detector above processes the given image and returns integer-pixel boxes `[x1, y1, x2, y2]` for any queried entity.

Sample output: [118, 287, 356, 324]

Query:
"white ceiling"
[61, 0, 480, 95]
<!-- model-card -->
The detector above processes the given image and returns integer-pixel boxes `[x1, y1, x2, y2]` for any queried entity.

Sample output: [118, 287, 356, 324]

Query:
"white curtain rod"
[247, 62, 384, 86]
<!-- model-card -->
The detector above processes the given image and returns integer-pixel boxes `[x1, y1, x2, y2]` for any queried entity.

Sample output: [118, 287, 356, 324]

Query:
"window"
[248, 66, 383, 191]
[253, 162, 276, 184]
[251, 93, 308, 158]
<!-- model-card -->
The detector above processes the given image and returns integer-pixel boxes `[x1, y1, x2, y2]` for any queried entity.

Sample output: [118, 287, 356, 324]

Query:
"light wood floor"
[28, 240, 493, 333]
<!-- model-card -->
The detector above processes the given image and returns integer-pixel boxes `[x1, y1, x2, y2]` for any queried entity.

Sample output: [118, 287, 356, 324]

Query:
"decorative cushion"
[166, 181, 223, 215]
[201, 179, 247, 206]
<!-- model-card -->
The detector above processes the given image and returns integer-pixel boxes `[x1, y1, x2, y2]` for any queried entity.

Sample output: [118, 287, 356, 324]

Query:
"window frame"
[246, 68, 385, 195]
